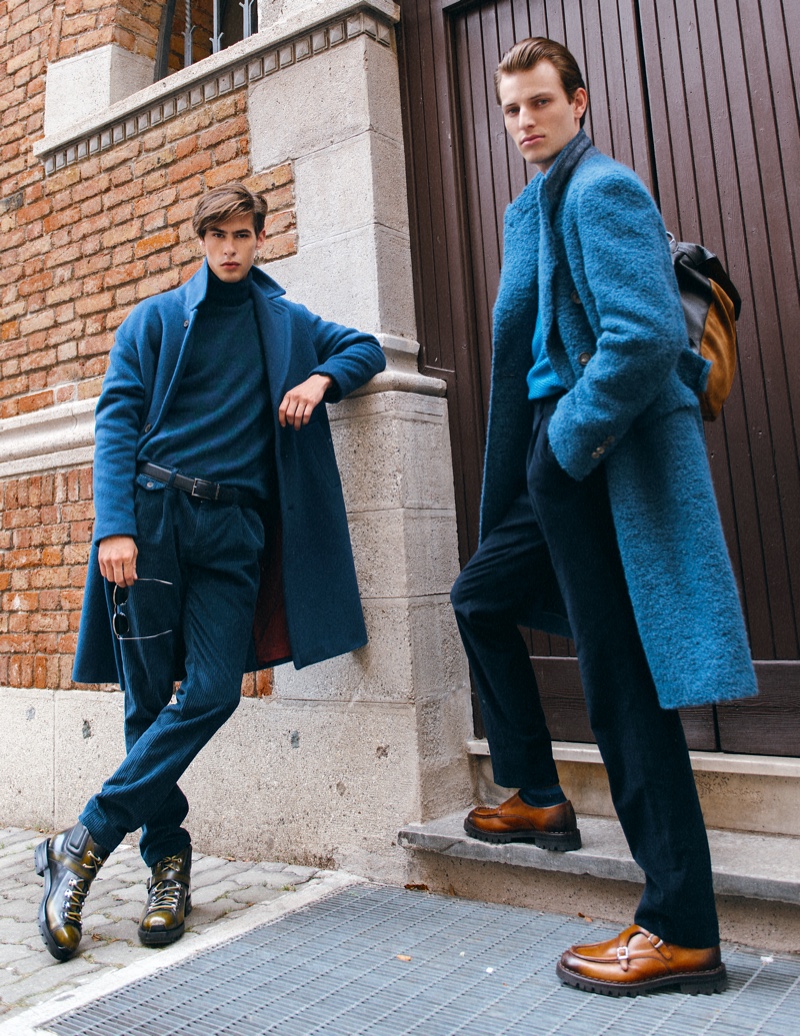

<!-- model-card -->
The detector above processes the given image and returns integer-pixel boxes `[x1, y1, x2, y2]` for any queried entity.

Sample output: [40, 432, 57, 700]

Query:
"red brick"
[204, 157, 250, 189]
[17, 388, 54, 413]
[134, 227, 179, 258]
[168, 152, 212, 184]
[75, 292, 113, 316]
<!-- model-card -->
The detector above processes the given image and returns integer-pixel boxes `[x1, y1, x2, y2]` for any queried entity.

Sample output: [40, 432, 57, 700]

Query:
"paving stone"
[0, 945, 37, 968]
[187, 880, 239, 905]
[184, 900, 237, 927]
[81, 941, 153, 968]
[1, 957, 101, 1004]
[191, 865, 250, 889]
[223, 886, 284, 906]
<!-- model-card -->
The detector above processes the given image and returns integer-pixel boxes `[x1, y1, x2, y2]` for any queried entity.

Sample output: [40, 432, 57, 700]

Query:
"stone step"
[398, 811, 800, 905]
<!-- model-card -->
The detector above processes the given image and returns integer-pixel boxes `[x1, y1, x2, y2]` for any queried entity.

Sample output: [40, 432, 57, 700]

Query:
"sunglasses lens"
[113, 587, 130, 637]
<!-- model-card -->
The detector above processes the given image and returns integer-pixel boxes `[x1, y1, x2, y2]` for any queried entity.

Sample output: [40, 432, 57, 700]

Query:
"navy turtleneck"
[141, 269, 274, 499]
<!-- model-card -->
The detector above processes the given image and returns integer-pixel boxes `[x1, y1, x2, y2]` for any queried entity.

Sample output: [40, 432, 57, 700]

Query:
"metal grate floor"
[48, 884, 800, 1036]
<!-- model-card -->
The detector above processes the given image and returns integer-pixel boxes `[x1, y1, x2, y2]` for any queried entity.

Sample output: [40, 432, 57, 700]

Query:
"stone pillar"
[199, 0, 473, 876]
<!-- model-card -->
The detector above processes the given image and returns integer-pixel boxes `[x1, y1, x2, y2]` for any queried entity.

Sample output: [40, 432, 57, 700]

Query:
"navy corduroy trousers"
[80, 480, 264, 866]
[451, 395, 719, 948]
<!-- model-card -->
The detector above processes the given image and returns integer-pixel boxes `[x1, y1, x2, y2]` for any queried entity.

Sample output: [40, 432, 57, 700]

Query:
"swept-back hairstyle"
[192, 182, 268, 238]
[495, 37, 587, 125]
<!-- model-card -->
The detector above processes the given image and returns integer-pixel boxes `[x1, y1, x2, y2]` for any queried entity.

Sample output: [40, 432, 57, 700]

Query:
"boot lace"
[147, 879, 184, 913]
[60, 848, 105, 927]
[84, 849, 105, 877]
[156, 854, 187, 872]
[62, 877, 90, 927]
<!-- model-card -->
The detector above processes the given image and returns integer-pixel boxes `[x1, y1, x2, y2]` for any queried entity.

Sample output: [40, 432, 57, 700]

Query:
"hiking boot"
[35, 823, 110, 962]
[138, 845, 192, 946]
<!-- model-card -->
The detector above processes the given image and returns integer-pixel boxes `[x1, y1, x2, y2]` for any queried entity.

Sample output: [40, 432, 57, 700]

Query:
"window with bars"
[155, 0, 259, 80]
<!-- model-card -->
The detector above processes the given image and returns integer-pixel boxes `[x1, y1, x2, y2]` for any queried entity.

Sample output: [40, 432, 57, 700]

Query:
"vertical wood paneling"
[638, 0, 800, 680]
[397, 0, 488, 561]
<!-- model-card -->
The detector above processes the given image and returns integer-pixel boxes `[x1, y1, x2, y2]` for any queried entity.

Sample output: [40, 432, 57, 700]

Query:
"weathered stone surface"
[44, 46, 154, 138]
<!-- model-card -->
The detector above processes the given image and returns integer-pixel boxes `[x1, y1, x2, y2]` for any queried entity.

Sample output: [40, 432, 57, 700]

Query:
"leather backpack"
[668, 233, 742, 420]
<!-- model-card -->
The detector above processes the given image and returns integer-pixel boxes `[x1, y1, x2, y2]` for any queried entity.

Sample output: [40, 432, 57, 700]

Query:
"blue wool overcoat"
[73, 261, 386, 685]
[483, 130, 757, 709]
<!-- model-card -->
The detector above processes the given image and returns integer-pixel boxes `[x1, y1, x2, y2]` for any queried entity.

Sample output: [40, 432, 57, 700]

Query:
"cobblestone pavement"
[0, 827, 338, 1028]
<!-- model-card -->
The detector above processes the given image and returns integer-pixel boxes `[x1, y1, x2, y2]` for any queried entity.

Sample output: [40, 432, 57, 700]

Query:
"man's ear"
[573, 87, 588, 121]
[198, 234, 207, 254]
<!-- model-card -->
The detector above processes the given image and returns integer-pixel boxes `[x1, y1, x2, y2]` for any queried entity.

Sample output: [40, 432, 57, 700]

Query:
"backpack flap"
[668, 235, 741, 420]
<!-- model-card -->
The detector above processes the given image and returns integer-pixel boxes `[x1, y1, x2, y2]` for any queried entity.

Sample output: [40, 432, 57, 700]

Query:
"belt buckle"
[190, 477, 218, 500]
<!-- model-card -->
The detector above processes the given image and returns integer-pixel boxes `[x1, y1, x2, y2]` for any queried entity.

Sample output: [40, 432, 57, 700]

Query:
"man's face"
[199, 213, 267, 283]
[498, 60, 587, 173]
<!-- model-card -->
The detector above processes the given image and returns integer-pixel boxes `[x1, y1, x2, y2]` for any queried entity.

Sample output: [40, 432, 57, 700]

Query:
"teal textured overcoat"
[481, 131, 757, 709]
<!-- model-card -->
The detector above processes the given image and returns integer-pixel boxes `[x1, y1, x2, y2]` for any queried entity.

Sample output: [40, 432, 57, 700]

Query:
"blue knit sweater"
[141, 270, 273, 499]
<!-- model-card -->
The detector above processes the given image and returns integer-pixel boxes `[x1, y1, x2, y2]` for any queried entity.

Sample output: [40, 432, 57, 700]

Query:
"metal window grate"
[49, 884, 800, 1036]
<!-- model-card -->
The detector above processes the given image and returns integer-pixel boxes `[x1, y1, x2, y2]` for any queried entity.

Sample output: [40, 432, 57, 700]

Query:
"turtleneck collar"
[204, 268, 253, 308]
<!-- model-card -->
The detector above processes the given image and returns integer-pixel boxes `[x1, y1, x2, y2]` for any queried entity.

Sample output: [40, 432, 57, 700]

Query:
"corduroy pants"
[451, 395, 719, 948]
[80, 481, 264, 866]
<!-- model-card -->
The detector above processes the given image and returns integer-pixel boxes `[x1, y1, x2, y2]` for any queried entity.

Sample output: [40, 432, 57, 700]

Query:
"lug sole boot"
[138, 845, 193, 947]
[464, 793, 582, 851]
[35, 822, 110, 962]
[557, 925, 727, 996]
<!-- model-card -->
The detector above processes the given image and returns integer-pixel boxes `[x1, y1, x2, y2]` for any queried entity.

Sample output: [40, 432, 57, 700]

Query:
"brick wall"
[1, 0, 296, 694]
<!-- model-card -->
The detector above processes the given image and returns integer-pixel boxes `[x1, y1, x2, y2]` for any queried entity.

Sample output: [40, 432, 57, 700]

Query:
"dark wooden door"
[396, 0, 800, 754]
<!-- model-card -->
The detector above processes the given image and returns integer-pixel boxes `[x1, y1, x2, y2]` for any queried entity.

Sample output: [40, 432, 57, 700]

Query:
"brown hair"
[192, 183, 268, 238]
[495, 37, 587, 125]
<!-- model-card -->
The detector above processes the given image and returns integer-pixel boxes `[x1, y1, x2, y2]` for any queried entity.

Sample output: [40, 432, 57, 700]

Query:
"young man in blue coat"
[450, 38, 757, 996]
[35, 183, 385, 962]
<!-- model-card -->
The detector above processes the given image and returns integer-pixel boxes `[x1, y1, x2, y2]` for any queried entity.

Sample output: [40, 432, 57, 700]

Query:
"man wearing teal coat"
[451, 39, 757, 996]
[35, 183, 385, 962]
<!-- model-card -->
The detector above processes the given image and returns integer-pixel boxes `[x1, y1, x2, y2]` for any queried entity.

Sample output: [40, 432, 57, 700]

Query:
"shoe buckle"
[616, 945, 630, 971]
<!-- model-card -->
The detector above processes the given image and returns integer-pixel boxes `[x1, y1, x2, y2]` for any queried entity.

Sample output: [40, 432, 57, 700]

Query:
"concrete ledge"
[398, 811, 800, 906]
[466, 738, 800, 778]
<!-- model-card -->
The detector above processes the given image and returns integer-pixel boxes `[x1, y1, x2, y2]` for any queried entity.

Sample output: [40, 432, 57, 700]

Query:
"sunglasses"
[112, 578, 174, 641]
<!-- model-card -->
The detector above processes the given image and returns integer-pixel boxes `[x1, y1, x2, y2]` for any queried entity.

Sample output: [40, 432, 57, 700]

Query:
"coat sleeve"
[91, 319, 150, 543]
[547, 170, 688, 481]
[296, 307, 386, 400]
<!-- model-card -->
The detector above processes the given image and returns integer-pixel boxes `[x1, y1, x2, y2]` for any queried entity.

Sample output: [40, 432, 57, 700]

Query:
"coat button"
[570, 290, 583, 305]
[146, 481, 154, 488]
[144, 423, 152, 432]
[183, 320, 189, 328]
[578, 352, 592, 366]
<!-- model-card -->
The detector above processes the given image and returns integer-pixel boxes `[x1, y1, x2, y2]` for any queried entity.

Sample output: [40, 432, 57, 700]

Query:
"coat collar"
[182, 260, 286, 310]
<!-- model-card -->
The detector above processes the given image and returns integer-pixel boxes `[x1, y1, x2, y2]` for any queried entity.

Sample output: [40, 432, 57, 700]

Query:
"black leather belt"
[139, 463, 263, 510]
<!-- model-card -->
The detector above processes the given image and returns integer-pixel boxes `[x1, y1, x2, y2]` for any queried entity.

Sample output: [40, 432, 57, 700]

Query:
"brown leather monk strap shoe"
[556, 924, 727, 996]
[138, 845, 192, 947]
[35, 822, 110, 962]
[464, 793, 581, 851]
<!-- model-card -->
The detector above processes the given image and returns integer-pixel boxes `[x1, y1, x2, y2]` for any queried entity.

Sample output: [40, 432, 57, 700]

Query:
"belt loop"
[166, 470, 177, 489]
